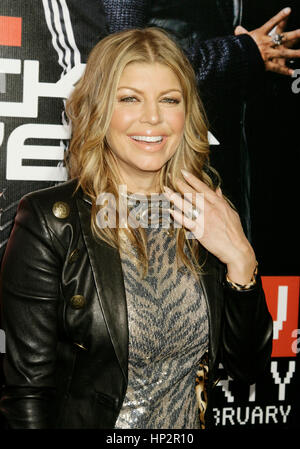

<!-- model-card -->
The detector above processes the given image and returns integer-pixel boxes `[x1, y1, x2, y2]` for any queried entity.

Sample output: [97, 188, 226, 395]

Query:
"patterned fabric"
[115, 225, 209, 429]
[195, 351, 209, 429]
[102, 0, 150, 34]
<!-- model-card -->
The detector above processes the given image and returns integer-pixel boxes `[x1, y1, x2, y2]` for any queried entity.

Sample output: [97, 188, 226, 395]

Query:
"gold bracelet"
[225, 262, 258, 291]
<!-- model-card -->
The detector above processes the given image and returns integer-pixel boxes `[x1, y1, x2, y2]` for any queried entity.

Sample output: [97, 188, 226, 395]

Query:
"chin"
[132, 155, 172, 173]
[134, 162, 166, 173]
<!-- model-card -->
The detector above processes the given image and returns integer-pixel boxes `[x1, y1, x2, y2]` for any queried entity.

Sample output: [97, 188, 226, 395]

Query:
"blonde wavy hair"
[66, 27, 220, 278]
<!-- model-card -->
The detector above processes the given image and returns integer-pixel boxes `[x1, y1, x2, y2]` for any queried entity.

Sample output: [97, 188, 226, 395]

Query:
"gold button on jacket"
[52, 201, 70, 219]
[70, 295, 86, 309]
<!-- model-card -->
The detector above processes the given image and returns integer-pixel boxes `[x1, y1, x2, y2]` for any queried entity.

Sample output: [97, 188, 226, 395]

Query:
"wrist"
[226, 248, 257, 285]
[226, 261, 258, 291]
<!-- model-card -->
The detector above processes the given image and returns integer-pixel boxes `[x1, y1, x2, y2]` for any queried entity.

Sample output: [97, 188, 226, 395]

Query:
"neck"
[119, 171, 161, 195]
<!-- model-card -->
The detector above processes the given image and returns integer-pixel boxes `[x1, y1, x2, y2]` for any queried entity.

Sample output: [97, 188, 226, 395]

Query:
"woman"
[0, 28, 272, 429]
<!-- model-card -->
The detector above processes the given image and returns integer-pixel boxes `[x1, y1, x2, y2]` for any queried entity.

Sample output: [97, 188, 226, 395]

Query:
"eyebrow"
[117, 86, 183, 95]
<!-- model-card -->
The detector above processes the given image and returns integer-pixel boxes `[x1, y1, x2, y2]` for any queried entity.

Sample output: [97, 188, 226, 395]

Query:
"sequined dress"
[115, 220, 209, 429]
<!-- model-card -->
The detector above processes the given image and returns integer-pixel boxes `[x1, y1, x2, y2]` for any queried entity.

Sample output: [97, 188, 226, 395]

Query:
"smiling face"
[106, 62, 185, 193]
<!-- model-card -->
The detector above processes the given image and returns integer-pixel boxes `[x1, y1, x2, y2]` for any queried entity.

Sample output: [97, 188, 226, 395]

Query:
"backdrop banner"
[212, 276, 300, 429]
[0, 0, 106, 258]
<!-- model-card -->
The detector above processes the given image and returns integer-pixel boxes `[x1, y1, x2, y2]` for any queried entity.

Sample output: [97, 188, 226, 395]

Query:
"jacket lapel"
[76, 193, 128, 382]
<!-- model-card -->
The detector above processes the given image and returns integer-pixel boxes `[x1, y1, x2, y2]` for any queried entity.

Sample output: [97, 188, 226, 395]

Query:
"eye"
[161, 97, 181, 104]
[119, 96, 139, 103]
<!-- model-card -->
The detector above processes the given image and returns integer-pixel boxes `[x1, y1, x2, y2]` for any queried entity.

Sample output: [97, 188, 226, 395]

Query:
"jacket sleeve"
[187, 34, 265, 99]
[0, 195, 61, 428]
[102, 0, 150, 33]
[221, 275, 273, 384]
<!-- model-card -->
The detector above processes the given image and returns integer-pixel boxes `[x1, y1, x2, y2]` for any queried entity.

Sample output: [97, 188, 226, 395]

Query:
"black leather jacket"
[0, 179, 273, 429]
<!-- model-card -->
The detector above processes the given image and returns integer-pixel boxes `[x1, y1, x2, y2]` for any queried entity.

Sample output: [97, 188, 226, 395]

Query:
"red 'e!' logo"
[262, 276, 300, 357]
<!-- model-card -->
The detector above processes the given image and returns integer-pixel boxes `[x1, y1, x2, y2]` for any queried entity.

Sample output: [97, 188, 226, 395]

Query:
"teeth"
[131, 135, 163, 143]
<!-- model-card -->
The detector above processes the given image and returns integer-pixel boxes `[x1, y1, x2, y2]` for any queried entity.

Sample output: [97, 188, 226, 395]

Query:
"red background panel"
[0, 16, 22, 46]
[262, 276, 300, 358]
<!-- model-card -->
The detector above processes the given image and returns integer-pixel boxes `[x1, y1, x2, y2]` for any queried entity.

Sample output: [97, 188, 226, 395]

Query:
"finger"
[276, 17, 288, 34]
[176, 177, 222, 205]
[162, 186, 184, 209]
[215, 187, 223, 199]
[234, 25, 249, 36]
[169, 208, 203, 240]
[175, 178, 202, 206]
[281, 29, 300, 44]
[266, 60, 294, 76]
[163, 185, 204, 217]
[261, 7, 291, 34]
[180, 169, 218, 204]
[268, 47, 300, 59]
[175, 178, 196, 197]
[282, 38, 300, 49]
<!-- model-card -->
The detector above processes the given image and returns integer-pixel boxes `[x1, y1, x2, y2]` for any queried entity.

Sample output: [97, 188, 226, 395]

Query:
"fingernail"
[181, 169, 190, 178]
[284, 7, 291, 14]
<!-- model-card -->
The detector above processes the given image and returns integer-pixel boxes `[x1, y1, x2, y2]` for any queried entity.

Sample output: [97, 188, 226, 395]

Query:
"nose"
[140, 100, 162, 125]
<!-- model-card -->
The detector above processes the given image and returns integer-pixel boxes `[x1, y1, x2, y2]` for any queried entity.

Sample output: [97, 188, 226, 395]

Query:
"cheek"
[109, 108, 137, 134]
[169, 110, 185, 135]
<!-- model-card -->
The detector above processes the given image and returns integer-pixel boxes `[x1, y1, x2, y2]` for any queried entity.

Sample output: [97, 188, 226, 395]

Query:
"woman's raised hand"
[163, 169, 257, 285]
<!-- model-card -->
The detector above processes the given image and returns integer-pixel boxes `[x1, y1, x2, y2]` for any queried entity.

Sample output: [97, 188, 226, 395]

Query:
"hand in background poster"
[235, 7, 300, 76]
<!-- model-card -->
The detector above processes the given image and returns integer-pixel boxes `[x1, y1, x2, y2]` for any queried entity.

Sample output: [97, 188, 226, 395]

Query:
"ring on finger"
[187, 206, 200, 220]
[271, 32, 284, 47]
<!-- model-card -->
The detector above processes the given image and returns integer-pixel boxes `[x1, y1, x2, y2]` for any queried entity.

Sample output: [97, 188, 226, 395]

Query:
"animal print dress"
[115, 222, 209, 429]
